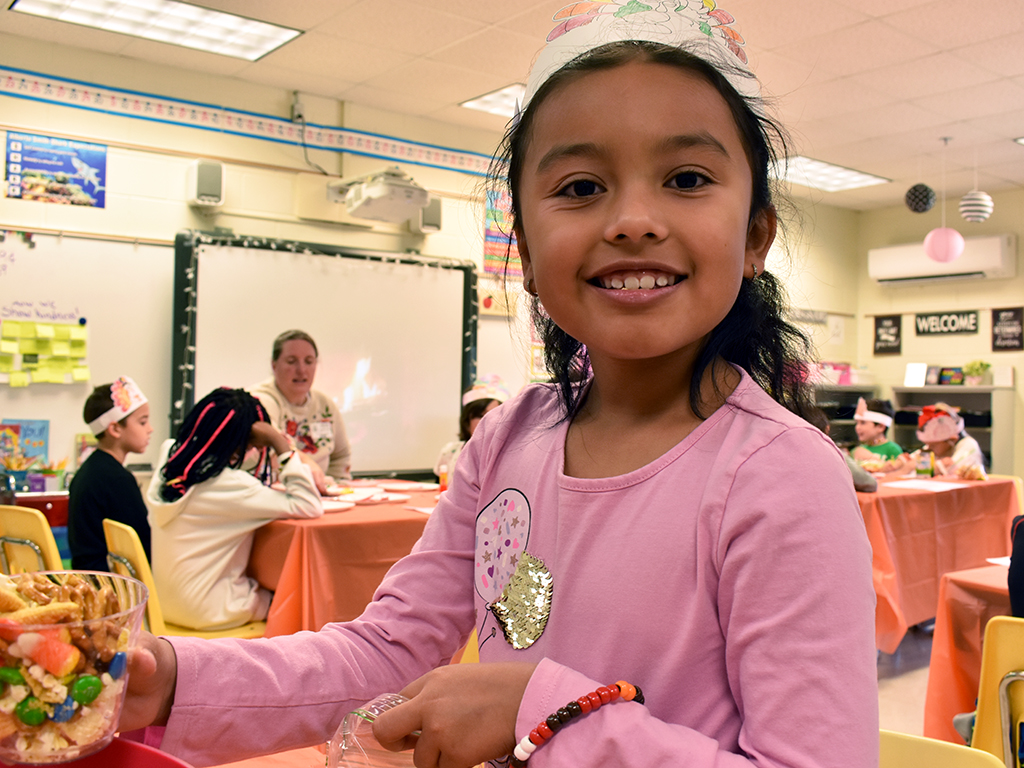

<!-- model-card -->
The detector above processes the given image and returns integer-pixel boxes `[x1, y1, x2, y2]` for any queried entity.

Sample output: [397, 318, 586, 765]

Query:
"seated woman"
[434, 376, 509, 480]
[250, 329, 352, 494]
[146, 388, 323, 630]
[915, 402, 987, 479]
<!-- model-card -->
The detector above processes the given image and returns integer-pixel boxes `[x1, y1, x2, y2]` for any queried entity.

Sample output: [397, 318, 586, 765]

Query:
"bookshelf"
[814, 385, 878, 448]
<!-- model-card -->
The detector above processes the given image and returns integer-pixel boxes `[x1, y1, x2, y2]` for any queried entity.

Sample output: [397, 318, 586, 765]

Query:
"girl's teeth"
[600, 273, 677, 290]
[656, 275, 668, 287]
[611, 277, 624, 289]
[639, 275, 656, 289]
[624, 276, 640, 290]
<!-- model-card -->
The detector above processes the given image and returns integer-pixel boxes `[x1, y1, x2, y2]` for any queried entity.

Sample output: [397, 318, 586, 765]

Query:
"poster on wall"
[873, 314, 901, 355]
[4, 132, 107, 208]
[914, 310, 978, 335]
[992, 307, 1023, 351]
[483, 189, 521, 277]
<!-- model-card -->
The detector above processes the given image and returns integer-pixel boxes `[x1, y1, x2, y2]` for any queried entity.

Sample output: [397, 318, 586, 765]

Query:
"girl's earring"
[750, 264, 758, 280]
[525, 278, 538, 296]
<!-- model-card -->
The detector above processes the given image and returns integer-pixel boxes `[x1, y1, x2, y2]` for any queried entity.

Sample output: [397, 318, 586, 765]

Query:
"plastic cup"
[0, 571, 148, 765]
[327, 693, 415, 768]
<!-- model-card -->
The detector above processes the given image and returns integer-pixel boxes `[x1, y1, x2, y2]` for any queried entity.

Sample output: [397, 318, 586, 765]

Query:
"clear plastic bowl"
[0, 571, 148, 765]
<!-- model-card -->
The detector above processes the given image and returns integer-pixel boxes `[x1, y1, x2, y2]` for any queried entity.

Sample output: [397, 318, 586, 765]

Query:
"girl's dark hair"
[83, 384, 122, 439]
[160, 388, 271, 501]
[272, 330, 318, 362]
[459, 398, 499, 442]
[491, 40, 815, 421]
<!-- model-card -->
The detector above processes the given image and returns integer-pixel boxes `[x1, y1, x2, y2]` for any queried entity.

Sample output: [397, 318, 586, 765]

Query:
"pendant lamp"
[924, 137, 964, 263]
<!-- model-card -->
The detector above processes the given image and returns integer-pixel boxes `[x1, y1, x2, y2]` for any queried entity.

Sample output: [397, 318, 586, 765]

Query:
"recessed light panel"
[460, 84, 527, 118]
[9, 0, 301, 61]
[775, 155, 890, 192]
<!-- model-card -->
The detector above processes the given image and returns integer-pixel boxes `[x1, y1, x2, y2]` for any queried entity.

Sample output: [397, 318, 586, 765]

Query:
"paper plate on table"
[354, 492, 412, 505]
[327, 487, 384, 502]
[377, 481, 440, 492]
[322, 499, 356, 513]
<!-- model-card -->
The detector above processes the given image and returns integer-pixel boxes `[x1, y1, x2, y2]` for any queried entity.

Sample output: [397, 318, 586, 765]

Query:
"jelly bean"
[0, 667, 25, 686]
[70, 675, 102, 705]
[108, 651, 127, 680]
[50, 695, 76, 723]
[14, 696, 47, 726]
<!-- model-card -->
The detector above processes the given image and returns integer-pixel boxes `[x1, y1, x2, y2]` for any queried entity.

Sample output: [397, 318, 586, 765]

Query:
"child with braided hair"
[145, 388, 323, 631]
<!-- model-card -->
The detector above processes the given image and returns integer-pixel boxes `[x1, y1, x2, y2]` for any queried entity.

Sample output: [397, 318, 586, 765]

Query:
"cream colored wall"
[855, 188, 1024, 478]
[767, 197, 862, 368]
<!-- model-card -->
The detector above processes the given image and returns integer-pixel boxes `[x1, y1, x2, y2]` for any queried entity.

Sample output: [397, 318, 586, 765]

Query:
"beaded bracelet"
[509, 681, 645, 766]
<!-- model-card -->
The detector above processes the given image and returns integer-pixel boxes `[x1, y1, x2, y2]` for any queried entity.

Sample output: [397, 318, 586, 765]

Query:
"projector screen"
[173, 234, 475, 476]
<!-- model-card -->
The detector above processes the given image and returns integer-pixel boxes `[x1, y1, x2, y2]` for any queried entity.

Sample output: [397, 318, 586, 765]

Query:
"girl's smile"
[515, 60, 774, 367]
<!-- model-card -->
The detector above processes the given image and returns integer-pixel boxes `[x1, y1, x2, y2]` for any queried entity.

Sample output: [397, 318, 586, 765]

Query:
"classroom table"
[859, 475, 1019, 654]
[923, 564, 1012, 743]
[247, 489, 436, 637]
[211, 746, 327, 768]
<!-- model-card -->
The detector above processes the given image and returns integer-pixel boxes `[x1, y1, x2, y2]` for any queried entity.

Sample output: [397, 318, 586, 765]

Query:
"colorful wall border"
[0, 65, 494, 178]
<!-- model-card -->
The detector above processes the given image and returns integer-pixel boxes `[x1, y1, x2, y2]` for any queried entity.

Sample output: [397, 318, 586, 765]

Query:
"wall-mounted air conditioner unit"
[868, 234, 1017, 284]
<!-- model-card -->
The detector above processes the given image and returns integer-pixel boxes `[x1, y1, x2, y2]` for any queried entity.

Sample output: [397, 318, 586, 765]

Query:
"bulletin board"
[0, 230, 174, 469]
[173, 231, 477, 477]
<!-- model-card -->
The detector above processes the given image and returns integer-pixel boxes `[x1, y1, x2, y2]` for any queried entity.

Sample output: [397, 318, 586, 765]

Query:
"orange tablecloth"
[923, 564, 1012, 743]
[211, 746, 324, 768]
[859, 476, 1018, 653]
[248, 490, 435, 637]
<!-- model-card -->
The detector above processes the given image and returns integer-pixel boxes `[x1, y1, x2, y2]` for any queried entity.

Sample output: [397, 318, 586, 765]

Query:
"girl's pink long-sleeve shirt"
[161, 370, 879, 767]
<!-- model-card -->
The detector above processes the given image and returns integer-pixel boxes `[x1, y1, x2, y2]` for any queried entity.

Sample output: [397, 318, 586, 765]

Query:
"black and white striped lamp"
[959, 190, 994, 223]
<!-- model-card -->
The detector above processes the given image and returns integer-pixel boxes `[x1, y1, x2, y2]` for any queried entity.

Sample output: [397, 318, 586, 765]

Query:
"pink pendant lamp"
[924, 137, 964, 263]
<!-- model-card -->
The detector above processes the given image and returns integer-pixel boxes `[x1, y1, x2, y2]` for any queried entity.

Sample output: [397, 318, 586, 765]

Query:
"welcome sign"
[915, 311, 979, 335]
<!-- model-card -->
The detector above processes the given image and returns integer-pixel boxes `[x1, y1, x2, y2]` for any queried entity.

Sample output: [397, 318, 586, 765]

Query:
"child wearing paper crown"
[434, 376, 510, 480]
[915, 402, 986, 479]
[119, 5, 877, 767]
[850, 397, 908, 474]
[68, 377, 153, 572]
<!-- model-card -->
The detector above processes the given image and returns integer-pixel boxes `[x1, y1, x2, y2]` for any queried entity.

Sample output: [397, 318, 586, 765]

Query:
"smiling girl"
[121, 6, 877, 767]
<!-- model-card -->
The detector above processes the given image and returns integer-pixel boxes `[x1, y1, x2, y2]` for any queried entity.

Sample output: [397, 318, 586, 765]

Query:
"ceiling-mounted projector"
[327, 166, 429, 223]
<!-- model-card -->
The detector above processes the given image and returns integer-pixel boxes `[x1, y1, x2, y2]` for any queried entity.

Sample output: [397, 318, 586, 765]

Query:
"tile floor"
[878, 625, 935, 736]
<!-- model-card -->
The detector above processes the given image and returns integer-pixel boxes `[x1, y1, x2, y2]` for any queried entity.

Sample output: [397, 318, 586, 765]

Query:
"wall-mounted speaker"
[187, 159, 224, 209]
[410, 195, 442, 234]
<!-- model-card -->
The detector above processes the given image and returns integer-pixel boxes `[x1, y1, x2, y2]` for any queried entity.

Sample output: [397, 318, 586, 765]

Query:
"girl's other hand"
[296, 451, 329, 495]
[373, 662, 536, 768]
[120, 633, 178, 732]
[248, 422, 290, 455]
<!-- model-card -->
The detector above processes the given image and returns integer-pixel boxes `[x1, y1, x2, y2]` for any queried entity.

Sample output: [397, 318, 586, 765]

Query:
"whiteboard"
[0, 232, 174, 469]
[182, 239, 474, 476]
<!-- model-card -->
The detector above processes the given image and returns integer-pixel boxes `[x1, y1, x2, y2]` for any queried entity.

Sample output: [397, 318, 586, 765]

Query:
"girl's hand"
[373, 662, 537, 768]
[297, 451, 329, 495]
[248, 422, 290, 455]
[120, 633, 178, 732]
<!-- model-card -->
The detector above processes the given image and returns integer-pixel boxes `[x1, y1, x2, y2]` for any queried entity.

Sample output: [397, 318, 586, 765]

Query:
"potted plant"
[962, 360, 991, 386]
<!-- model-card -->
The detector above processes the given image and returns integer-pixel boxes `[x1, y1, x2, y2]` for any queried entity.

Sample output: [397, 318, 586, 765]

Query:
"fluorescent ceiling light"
[774, 155, 890, 192]
[460, 84, 526, 118]
[9, 0, 301, 61]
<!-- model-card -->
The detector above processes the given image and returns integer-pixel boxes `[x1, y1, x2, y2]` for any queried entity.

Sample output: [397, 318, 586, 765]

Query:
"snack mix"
[0, 572, 140, 764]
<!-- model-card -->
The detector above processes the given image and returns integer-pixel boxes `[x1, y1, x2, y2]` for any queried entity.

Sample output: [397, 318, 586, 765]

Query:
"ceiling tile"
[117, 39, 250, 77]
[829, 0, 939, 17]
[850, 53, 999, 100]
[259, 32, 414, 84]
[428, 28, 538, 87]
[189, 0, 361, 30]
[954, 32, 1024, 79]
[416, 0, 548, 26]
[337, 84, 447, 117]
[881, 0, 1024, 49]
[724, 0, 870, 51]
[363, 59, 508, 105]
[316, 0, 486, 56]
[912, 79, 1024, 121]
[774, 19, 939, 78]
[779, 76, 893, 123]
[239, 61, 355, 100]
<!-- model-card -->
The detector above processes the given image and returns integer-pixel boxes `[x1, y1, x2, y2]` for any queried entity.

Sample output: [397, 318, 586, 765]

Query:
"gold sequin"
[489, 552, 553, 649]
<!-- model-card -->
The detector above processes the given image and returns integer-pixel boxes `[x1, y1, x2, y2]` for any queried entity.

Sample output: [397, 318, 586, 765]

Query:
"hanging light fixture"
[959, 150, 994, 222]
[923, 137, 964, 263]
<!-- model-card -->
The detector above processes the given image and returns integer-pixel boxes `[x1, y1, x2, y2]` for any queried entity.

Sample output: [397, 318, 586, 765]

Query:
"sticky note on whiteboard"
[35, 324, 55, 339]
[8, 372, 29, 387]
[72, 367, 90, 382]
[1, 322, 20, 338]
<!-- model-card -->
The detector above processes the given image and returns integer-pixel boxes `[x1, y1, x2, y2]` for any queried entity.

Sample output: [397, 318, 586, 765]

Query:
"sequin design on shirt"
[475, 489, 551, 649]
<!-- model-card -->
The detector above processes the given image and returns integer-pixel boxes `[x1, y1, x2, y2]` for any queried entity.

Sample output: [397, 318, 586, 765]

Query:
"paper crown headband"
[462, 376, 510, 407]
[916, 404, 964, 444]
[853, 398, 892, 428]
[88, 376, 148, 436]
[524, 1, 756, 108]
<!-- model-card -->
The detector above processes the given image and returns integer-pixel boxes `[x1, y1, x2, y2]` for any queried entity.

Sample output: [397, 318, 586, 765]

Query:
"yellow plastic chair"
[881, 729, 1005, 767]
[102, 518, 266, 639]
[970, 616, 1024, 767]
[990, 475, 1024, 518]
[0, 505, 64, 574]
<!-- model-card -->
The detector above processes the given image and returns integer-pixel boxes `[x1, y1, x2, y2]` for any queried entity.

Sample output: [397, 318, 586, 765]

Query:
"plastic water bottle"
[438, 463, 449, 493]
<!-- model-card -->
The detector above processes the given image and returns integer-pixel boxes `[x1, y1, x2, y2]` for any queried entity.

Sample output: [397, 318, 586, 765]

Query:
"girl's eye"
[667, 172, 708, 190]
[558, 179, 603, 198]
